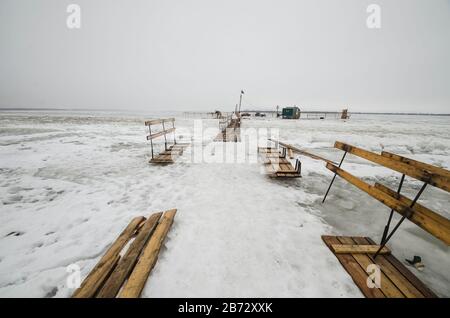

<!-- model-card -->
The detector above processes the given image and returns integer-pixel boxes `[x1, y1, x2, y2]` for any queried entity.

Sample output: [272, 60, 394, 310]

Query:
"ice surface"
[0, 110, 448, 297]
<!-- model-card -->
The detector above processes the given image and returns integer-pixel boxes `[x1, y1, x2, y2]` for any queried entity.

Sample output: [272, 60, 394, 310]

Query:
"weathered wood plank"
[146, 128, 176, 140]
[365, 237, 437, 298]
[96, 212, 163, 298]
[322, 236, 385, 298]
[260, 148, 300, 177]
[72, 216, 145, 298]
[119, 209, 177, 298]
[334, 141, 450, 192]
[374, 183, 450, 245]
[326, 163, 449, 244]
[352, 237, 424, 298]
[145, 118, 175, 126]
[381, 151, 450, 179]
[268, 139, 337, 164]
[337, 236, 404, 298]
[331, 244, 390, 254]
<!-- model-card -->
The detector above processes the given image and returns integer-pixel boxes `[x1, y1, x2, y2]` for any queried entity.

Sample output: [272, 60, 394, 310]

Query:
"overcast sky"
[1, 0, 449, 113]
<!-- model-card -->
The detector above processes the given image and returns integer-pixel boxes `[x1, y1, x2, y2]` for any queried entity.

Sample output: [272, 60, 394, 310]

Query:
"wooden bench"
[323, 141, 450, 247]
[145, 118, 188, 164]
[72, 209, 177, 298]
[258, 147, 301, 178]
[320, 142, 449, 297]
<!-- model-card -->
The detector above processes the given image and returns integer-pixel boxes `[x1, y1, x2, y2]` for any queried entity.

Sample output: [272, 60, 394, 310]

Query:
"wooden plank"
[352, 237, 424, 298]
[257, 147, 277, 153]
[261, 157, 283, 164]
[145, 119, 163, 126]
[268, 139, 337, 164]
[146, 128, 176, 140]
[274, 173, 300, 178]
[374, 183, 450, 245]
[287, 148, 294, 159]
[326, 163, 449, 244]
[337, 236, 404, 298]
[265, 164, 299, 175]
[72, 216, 145, 298]
[172, 143, 190, 147]
[334, 141, 450, 192]
[381, 151, 450, 179]
[365, 237, 437, 298]
[145, 118, 175, 126]
[150, 159, 174, 164]
[119, 209, 177, 298]
[322, 236, 385, 298]
[96, 212, 163, 298]
[331, 244, 390, 254]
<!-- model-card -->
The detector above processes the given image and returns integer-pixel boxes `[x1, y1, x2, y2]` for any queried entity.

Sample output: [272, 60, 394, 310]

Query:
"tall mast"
[238, 90, 244, 114]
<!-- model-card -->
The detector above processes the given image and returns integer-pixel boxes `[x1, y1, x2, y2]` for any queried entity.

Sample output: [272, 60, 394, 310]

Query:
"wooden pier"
[214, 117, 241, 142]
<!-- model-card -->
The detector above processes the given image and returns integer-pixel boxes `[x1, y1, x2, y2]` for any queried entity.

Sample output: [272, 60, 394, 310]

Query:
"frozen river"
[0, 110, 449, 297]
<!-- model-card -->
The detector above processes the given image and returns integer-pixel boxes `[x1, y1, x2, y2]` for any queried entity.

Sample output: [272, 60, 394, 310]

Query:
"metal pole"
[162, 120, 168, 151]
[380, 174, 405, 244]
[373, 182, 428, 259]
[149, 125, 154, 159]
[172, 120, 176, 145]
[322, 151, 347, 203]
[238, 92, 243, 114]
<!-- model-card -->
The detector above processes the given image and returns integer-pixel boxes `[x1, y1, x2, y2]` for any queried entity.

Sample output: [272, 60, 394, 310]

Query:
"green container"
[282, 107, 300, 119]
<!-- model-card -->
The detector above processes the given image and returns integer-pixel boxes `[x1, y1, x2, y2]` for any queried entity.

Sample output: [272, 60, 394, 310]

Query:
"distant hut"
[282, 106, 301, 119]
[340, 109, 350, 119]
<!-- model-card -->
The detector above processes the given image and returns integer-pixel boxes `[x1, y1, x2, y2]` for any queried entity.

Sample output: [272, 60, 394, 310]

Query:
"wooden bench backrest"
[328, 141, 450, 245]
[144, 118, 176, 141]
[335, 141, 450, 192]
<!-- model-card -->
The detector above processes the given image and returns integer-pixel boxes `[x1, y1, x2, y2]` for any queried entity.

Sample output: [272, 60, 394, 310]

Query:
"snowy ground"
[0, 110, 449, 297]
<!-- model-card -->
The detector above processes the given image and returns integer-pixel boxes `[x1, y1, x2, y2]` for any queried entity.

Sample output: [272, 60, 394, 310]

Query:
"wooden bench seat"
[322, 235, 437, 298]
[258, 147, 301, 178]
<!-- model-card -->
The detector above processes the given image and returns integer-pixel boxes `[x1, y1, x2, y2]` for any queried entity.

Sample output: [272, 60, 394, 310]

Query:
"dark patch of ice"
[32, 241, 44, 249]
[44, 287, 58, 298]
[3, 194, 23, 205]
[6, 231, 25, 237]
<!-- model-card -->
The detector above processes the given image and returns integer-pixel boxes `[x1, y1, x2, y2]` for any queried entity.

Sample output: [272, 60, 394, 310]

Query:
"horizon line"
[0, 107, 449, 116]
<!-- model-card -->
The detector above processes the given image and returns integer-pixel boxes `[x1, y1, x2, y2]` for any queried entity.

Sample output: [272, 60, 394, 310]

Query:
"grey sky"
[1, 0, 449, 113]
